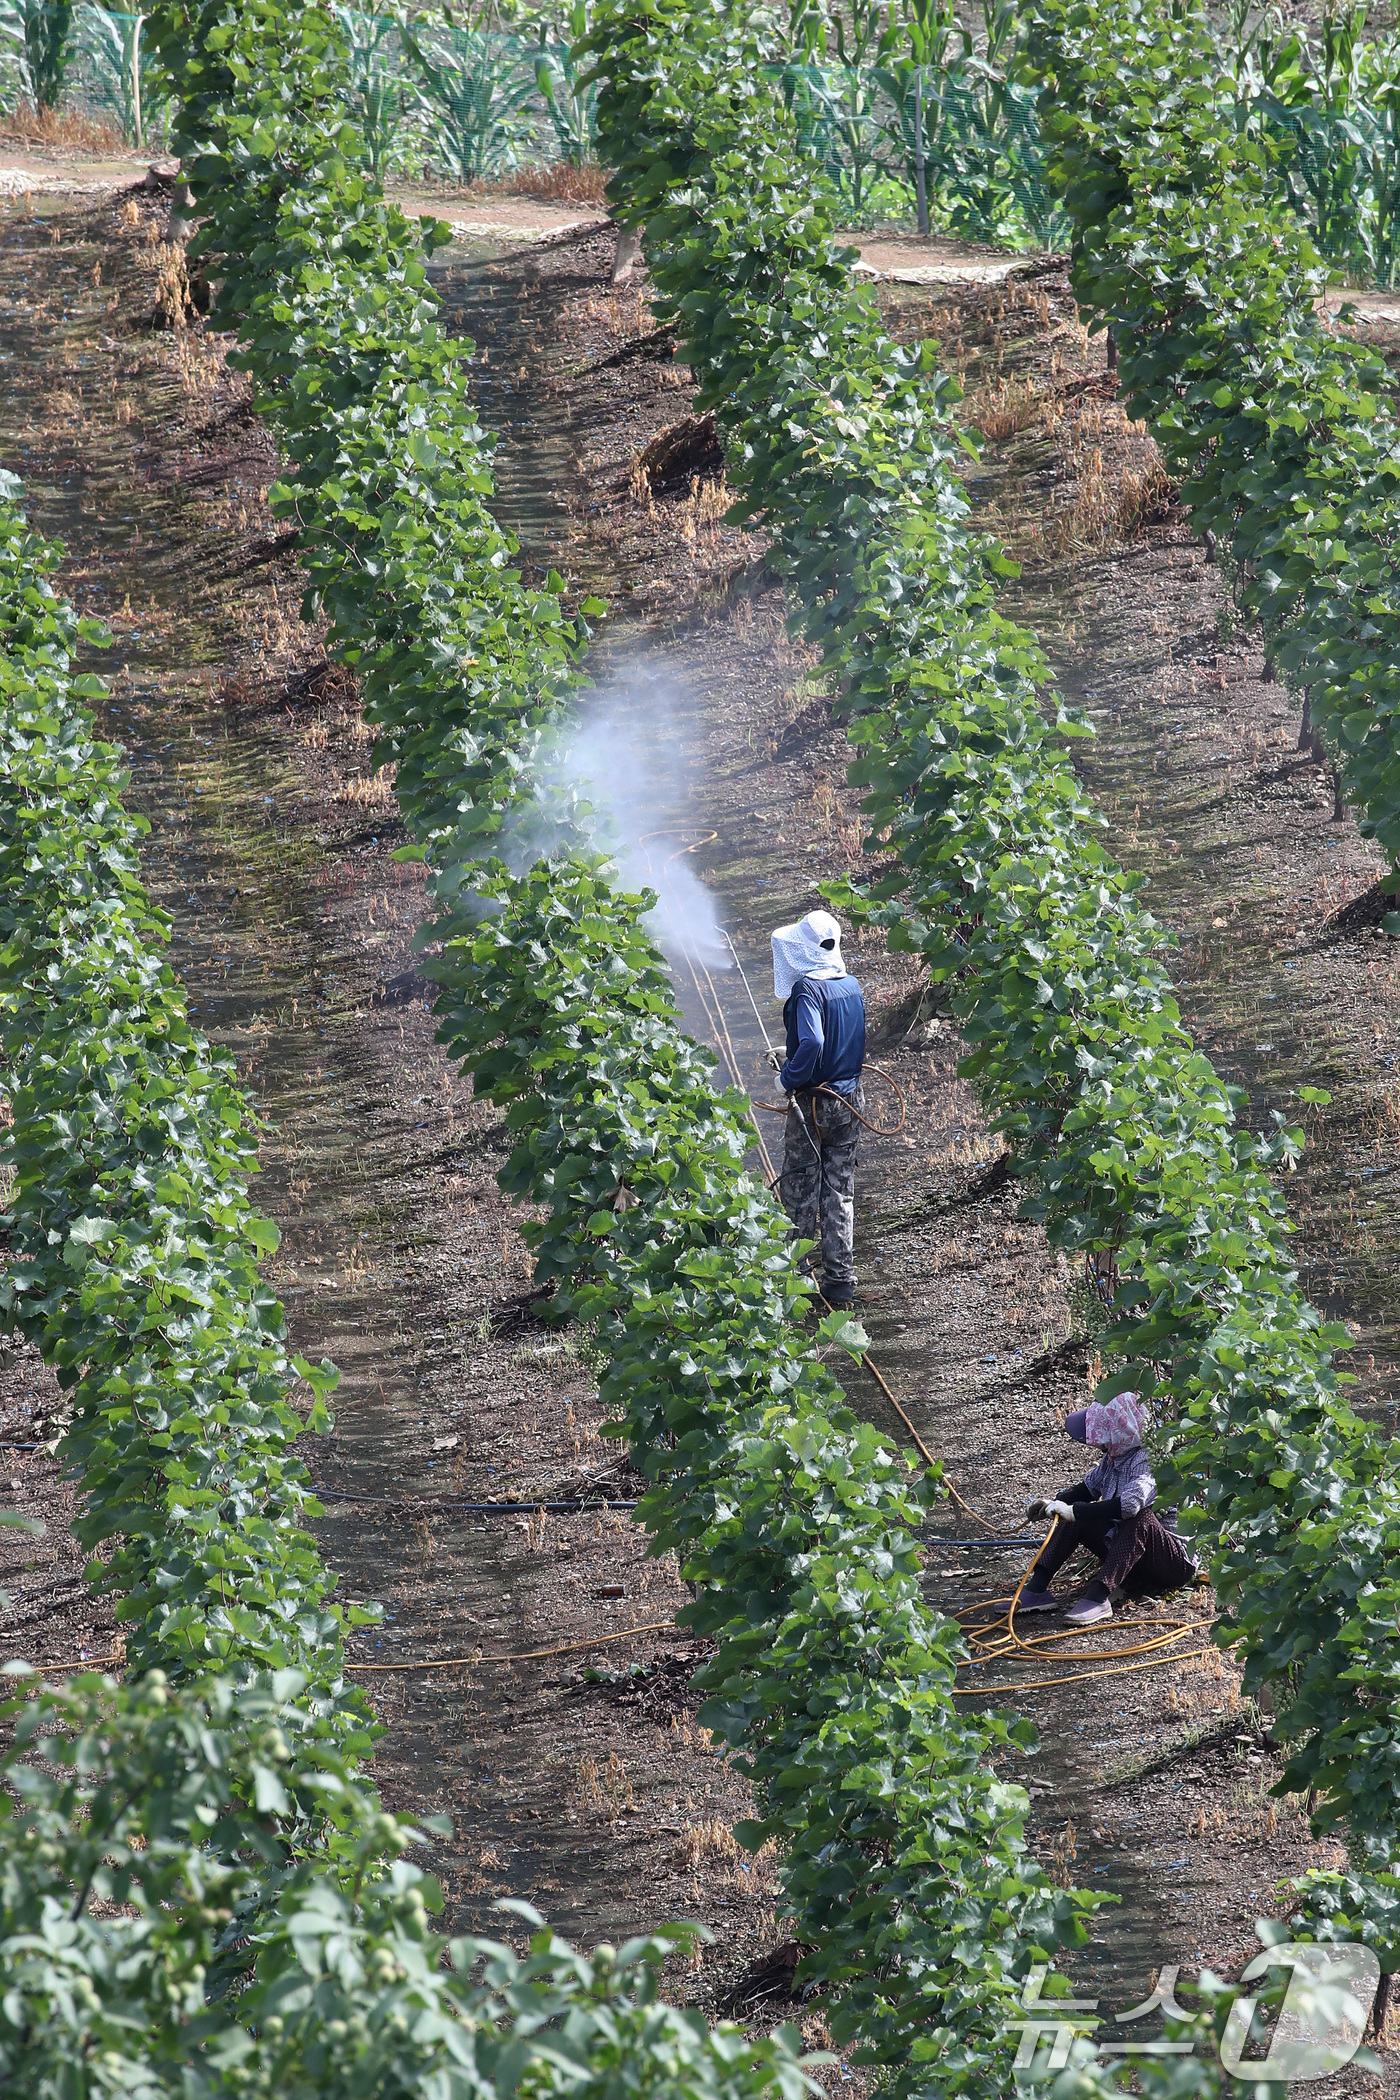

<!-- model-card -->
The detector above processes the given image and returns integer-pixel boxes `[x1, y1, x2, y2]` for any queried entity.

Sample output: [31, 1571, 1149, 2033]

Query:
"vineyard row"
[0, 0, 1395, 2087]
[590, 0, 1400, 1962]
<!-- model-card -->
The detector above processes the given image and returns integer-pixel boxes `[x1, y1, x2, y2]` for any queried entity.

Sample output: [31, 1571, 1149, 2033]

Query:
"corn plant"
[76, 4, 166, 145]
[1352, 35, 1400, 288]
[774, 0, 903, 216]
[534, 0, 596, 165]
[1251, 5, 1379, 281]
[1260, 10, 1400, 289]
[1199, 1, 1400, 288]
[780, 58, 891, 216]
[0, 0, 73, 108]
[400, 12, 537, 181]
[333, 2, 408, 178]
[878, 0, 1066, 245]
[774, 0, 1064, 245]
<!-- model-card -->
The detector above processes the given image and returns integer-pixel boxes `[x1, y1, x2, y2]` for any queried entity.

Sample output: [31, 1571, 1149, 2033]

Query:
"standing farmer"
[771, 909, 866, 1308]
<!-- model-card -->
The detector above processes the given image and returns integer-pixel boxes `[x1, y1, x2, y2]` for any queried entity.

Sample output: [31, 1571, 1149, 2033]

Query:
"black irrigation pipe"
[310, 1496, 1031, 1536]
[311, 1488, 640, 1513]
[922, 1534, 1040, 1548]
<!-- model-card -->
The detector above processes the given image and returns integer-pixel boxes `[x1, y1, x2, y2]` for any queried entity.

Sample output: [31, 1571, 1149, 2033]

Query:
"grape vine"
[584, 0, 1400, 1928]
[1025, 0, 1400, 864]
[0, 0, 1103, 2087]
[151, 1, 1099, 2082]
[4, 0, 1394, 2081]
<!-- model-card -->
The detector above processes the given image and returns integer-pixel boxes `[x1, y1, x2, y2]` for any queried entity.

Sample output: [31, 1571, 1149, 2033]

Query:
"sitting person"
[1017, 1391, 1196, 1626]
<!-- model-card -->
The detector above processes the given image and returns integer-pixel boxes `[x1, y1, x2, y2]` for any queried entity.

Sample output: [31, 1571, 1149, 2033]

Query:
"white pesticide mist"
[545, 665, 731, 971]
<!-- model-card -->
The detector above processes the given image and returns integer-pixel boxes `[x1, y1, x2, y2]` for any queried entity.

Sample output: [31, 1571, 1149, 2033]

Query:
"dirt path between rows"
[467, 221, 1399, 2066]
[0, 186, 797, 2021]
[0, 164, 1394, 2080]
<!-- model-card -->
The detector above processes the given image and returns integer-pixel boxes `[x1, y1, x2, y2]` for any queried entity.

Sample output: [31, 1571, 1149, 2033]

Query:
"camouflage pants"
[778, 1085, 863, 1287]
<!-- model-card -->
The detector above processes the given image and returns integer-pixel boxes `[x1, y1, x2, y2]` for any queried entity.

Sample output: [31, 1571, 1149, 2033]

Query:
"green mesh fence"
[0, 2, 165, 146]
[0, 3, 1064, 248]
[0, 3, 1063, 248]
[10, 7, 1400, 274]
[22, 5, 1400, 274]
[0, 6, 600, 171]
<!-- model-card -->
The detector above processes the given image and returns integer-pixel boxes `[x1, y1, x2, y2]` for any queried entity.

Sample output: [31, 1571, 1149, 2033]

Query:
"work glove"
[1026, 1496, 1051, 1520]
[1047, 1499, 1077, 1524]
[766, 1048, 783, 1073]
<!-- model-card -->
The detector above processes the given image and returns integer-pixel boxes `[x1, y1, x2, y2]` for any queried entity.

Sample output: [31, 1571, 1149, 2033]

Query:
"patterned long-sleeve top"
[1062, 1445, 1156, 1519]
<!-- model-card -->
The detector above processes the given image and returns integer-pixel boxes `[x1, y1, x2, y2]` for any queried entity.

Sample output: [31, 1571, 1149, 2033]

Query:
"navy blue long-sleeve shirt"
[780, 973, 866, 1096]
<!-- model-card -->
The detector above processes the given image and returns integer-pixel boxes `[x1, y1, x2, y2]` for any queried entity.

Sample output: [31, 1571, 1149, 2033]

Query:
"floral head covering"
[1084, 1391, 1146, 1457]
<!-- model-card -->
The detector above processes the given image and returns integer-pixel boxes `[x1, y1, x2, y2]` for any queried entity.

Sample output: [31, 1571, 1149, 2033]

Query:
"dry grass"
[672, 1817, 741, 1869]
[1030, 398, 1174, 557]
[1116, 459, 1175, 539]
[43, 385, 82, 431]
[458, 160, 608, 206]
[137, 239, 195, 331]
[967, 375, 1039, 442]
[161, 328, 227, 410]
[507, 159, 608, 205]
[575, 284, 649, 344]
[575, 1750, 635, 1823]
[336, 764, 397, 811]
[1373, 1082, 1400, 1151]
[1167, 1641, 1242, 1717]
[0, 101, 125, 152]
[670, 1820, 779, 1900]
[1048, 1816, 1078, 1888]
[677, 470, 729, 548]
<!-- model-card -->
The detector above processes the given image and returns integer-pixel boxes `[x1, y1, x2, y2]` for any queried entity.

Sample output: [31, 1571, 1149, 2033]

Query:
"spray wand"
[724, 929, 781, 1061]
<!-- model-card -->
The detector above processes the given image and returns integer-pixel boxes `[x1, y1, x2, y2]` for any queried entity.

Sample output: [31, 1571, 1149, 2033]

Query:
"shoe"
[819, 1278, 856, 1308]
[1065, 1594, 1113, 1627]
[1015, 1584, 1059, 1612]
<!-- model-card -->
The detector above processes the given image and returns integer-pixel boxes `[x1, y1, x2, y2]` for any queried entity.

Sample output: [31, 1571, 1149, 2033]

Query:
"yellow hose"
[638, 863, 1214, 1698]
[948, 1517, 1213, 1693]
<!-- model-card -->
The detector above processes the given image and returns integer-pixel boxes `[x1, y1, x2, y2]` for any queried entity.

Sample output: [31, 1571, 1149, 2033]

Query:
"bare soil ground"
[458, 221, 1400, 2069]
[0, 189, 788, 2019]
[0, 165, 1396, 2083]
